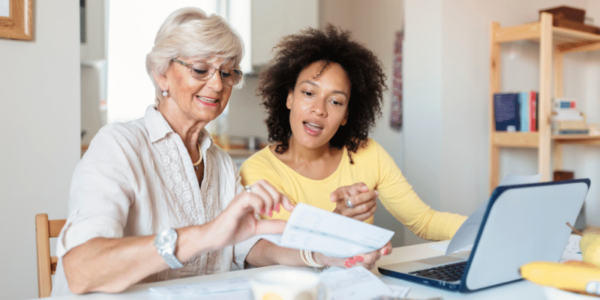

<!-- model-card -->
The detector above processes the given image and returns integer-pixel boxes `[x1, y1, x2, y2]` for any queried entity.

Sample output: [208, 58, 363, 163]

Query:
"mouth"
[303, 121, 323, 136]
[196, 95, 219, 107]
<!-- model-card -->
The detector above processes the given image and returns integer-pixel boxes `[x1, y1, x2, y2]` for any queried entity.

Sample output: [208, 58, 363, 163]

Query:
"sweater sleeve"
[239, 149, 292, 221]
[373, 141, 466, 241]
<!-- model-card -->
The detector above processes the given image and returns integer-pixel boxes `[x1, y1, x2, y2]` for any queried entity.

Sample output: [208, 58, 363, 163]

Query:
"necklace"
[193, 142, 203, 171]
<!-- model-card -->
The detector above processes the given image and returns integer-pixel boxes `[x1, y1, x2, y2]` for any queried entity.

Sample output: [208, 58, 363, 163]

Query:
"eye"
[220, 70, 232, 78]
[302, 91, 314, 97]
[191, 63, 210, 75]
[330, 98, 345, 106]
[192, 67, 209, 75]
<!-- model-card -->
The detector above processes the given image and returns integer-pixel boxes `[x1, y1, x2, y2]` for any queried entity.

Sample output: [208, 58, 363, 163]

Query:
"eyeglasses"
[172, 58, 243, 86]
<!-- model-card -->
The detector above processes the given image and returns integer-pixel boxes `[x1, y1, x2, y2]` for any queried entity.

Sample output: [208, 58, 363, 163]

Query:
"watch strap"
[160, 251, 184, 269]
[155, 228, 184, 269]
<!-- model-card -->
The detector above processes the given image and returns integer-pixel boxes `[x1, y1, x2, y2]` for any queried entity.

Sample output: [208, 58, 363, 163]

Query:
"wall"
[404, 0, 600, 247]
[80, 0, 106, 146]
[402, 0, 444, 246]
[319, 0, 406, 246]
[0, 1, 80, 299]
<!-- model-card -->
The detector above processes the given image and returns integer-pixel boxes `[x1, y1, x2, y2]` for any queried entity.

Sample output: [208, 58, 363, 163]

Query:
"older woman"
[52, 8, 293, 296]
[240, 26, 466, 268]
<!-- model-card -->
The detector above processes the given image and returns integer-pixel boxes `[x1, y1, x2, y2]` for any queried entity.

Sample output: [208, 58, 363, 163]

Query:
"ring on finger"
[346, 198, 355, 209]
[245, 185, 253, 194]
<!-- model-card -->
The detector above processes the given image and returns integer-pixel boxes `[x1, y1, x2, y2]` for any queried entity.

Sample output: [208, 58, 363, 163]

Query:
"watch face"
[155, 229, 176, 247]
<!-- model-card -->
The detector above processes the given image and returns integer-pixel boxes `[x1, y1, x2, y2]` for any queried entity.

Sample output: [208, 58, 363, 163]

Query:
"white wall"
[80, 0, 106, 146]
[0, 1, 80, 299]
[402, 0, 444, 246]
[404, 0, 600, 246]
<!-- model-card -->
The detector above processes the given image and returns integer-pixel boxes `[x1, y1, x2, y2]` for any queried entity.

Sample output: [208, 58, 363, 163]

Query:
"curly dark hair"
[258, 24, 387, 160]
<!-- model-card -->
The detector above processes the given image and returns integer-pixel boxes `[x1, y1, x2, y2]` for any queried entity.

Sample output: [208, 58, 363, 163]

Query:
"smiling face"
[156, 57, 234, 125]
[286, 61, 351, 150]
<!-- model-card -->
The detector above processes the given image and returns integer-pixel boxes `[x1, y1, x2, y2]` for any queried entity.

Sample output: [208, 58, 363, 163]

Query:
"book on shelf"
[554, 98, 577, 110]
[553, 120, 589, 134]
[518, 92, 529, 132]
[494, 93, 520, 131]
[551, 98, 588, 135]
[531, 91, 538, 132]
[494, 92, 538, 132]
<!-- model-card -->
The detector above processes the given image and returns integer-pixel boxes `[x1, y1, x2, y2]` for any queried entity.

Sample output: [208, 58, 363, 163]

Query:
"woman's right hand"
[330, 182, 378, 221]
[206, 179, 295, 249]
[314, 241, 393, 270]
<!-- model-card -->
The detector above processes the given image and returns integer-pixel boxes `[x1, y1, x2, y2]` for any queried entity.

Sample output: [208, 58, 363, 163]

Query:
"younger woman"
[241, 26, 466, 268]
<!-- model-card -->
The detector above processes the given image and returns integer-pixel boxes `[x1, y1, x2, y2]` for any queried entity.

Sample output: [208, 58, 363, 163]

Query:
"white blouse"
[52, 106, 258, 296]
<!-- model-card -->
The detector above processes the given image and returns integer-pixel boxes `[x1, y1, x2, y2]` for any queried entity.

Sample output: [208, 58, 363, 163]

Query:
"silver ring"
[346, 198, 355, 209]
[245, 185, 252, 194]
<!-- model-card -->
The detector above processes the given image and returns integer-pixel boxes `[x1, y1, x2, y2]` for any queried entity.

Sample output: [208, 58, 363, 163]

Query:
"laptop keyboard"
[408, 261, 467, 282]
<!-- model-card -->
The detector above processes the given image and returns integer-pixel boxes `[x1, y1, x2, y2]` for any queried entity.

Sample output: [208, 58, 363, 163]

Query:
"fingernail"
[348, 258, 356, 265]
[375, 191, 379, 195]
[383, 249, 389, 255]
[260, 208, 265, 214]
[268, 210, 273, 217]
[344, 260, 351, 268]
[355, 256, 364, 262]
[275, 204, 280, 213]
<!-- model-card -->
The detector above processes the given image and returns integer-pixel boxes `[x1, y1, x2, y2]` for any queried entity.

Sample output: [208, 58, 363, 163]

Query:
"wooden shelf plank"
[553, 135, 600, 143]
[495, 22, 540, 43]
[553, 134, 600, 140]
[553, 27, 600, 44]
[493, 132, 539, 148]
[492, 133, 600, 147]
[559, 41, 600, 53]
[494, 21, 600, 48]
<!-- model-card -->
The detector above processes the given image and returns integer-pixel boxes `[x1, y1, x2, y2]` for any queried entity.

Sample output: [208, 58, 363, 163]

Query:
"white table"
[40, 241, 549, 300]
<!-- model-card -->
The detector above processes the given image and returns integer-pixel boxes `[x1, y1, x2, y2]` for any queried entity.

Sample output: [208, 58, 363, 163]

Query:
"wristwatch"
[154, 228, 184, 269]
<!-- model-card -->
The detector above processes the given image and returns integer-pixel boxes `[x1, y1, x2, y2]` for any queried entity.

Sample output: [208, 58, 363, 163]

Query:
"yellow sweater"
[240, 139, 466, 241]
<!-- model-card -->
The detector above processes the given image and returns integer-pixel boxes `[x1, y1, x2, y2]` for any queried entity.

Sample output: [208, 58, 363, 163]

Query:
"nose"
[311, 97, 327, 117]
[206, 70, 224, 92]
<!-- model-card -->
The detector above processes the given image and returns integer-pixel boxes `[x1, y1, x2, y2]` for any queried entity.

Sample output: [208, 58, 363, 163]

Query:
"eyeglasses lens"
[190, 62, 242, 86]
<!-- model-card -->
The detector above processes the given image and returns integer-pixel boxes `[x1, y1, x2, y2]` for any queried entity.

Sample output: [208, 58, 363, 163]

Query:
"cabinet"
[489, 12, 600, 192]
[228, 0, 319, 74]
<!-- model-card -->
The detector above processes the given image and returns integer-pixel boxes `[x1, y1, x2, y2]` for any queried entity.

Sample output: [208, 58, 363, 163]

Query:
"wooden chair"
[35, 214, 66, 298]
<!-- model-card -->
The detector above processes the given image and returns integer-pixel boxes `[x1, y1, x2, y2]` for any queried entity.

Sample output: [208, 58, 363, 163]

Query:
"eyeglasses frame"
[171, 58, 243, 86]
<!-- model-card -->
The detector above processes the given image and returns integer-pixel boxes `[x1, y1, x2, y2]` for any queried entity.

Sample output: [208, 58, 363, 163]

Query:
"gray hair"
[146, 7, 244, 103]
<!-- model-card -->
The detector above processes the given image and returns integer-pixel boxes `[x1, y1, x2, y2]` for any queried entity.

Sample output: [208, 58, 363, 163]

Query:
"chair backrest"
[35, 214, 66, 298]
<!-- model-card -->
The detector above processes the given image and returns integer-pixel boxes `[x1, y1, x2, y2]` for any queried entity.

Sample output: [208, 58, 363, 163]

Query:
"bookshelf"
[489, 12, 600, 192]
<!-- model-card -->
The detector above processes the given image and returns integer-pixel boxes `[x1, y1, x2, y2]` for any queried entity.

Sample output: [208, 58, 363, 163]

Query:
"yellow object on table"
[520, 261, 600, 296]
[582, 233, 600, 268]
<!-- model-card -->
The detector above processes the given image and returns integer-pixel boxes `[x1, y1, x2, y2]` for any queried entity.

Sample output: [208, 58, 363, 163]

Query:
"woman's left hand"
[206, 179, 295, 249]
[315, 241, 393, 270]
[330, 182, 378, 221]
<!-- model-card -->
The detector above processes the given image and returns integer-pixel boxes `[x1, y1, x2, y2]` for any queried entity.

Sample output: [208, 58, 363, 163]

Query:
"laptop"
[378, 179, 590, 293]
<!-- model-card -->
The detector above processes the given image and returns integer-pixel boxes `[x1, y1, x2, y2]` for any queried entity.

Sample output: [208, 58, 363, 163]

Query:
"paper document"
[445, 174, 542, 255]
[387, 283, 411, 298]
[319, 267, 397, 300]
[149, 278, 249, 297]
[560, 234, 583, 263]
[257, 203, 394, 258]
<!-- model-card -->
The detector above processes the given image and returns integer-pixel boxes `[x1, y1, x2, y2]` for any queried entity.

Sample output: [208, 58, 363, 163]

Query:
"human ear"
[286, 90, 294, 110]
[154, 71, 169, 92]
[341, 110, 349, 126]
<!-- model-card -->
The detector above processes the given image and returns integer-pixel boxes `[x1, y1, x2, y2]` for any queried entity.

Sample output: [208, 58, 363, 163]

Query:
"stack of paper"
[319, 267, 409, 300]
[257, 203, 394, 258]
